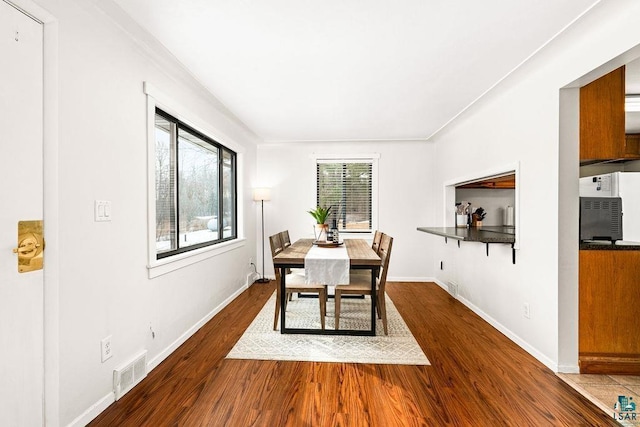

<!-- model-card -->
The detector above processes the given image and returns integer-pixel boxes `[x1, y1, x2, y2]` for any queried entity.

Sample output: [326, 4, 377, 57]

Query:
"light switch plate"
[95, 200, 112, 222]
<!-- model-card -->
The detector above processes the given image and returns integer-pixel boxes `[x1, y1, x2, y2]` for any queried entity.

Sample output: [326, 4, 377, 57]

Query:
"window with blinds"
[316, 160, 373, 232]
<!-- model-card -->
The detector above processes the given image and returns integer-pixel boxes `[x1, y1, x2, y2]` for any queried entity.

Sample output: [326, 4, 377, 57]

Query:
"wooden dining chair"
[279, 230, 303, 276]
[351, 230, 384, 280]
[280, 230, 291, 248]
[335, 233, 393, 335]
[270, 233, 327, 330]
[371, 230, 383, 254]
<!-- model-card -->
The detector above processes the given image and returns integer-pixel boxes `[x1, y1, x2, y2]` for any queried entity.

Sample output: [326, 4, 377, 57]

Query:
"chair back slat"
[269, 233, 284, 281]
[377, 234, 393, 292]
[372, 230, 383, 254]
[280, 230, 291, 248]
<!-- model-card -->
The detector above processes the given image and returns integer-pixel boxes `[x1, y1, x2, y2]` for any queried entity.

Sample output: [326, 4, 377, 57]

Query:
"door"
[0, 1, 45, 425]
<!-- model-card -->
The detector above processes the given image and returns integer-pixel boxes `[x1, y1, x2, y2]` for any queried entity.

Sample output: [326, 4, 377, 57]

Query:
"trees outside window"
[316, 160, 373, 232]
[155, 109, 236, 259]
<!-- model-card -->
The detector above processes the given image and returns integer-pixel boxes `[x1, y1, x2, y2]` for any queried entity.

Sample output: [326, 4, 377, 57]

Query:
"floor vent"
[447, 281, 459, 297]
[113, 350, 147, 400]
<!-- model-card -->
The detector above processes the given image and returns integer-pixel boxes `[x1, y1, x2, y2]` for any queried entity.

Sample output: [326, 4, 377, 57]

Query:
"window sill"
[148, 238, 246, 278]
[340, 231, 374, 240]
[339, 231, 373, 239]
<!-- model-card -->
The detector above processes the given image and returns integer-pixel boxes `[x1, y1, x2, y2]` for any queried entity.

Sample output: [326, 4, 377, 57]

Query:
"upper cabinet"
[580, 66, 640, 162]
[456, 173, 515, 189]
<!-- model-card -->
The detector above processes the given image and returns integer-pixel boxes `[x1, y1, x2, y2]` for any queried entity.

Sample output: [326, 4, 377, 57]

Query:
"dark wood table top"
[273, 238, 381, 268]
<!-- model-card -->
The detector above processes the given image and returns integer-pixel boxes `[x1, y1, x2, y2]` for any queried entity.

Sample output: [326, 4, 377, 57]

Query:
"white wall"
[32, 0, 260, 425]
[257, 141, 436, 281]
[430, 0, 640, 372]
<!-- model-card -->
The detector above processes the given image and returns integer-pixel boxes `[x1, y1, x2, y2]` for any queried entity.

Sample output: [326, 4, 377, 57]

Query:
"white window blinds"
[316, 159, 373, 232]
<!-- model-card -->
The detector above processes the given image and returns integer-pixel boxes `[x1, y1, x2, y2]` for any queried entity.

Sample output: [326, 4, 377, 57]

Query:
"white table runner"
[304, 245, 350, 285]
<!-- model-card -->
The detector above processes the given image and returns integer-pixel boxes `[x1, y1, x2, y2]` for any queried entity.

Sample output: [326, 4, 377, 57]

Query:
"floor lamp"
[253, 188, 271, 283]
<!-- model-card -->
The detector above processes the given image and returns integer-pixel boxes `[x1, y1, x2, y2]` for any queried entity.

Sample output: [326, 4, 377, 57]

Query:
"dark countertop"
[416, 226, 515, 244]
[580, 241, 640, 250]
[418, 227, 640, 250]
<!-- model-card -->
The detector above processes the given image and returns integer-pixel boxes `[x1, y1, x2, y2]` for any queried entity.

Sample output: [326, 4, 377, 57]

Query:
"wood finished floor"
[89, 282, 617, 426]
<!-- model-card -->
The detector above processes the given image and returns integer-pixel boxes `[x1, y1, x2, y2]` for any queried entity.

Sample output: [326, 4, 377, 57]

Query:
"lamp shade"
[252, 187, 271, 201]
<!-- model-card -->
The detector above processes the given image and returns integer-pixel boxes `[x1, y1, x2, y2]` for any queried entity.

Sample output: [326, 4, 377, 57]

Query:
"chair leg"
[319, 289, 326, 330]
[273, 294, 280, 331]
[322, 286, 328, 316]
[335, 290, 341, 330]
[378, 291, 388, 335]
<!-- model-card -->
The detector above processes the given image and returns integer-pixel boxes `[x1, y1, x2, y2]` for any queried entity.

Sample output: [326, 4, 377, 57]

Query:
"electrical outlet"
[101, 335, 113, 362]
[440, 261, 444, 270]
[523, 303, 530, 319]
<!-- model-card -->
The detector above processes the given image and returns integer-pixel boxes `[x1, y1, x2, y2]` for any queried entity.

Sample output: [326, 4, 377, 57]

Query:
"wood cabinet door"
[580, 66, 626, 161]
[579, 250, 640, 374]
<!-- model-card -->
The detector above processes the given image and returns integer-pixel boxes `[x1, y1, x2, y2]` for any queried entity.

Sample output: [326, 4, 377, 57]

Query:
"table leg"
[280, 267, 287, 334]
[278, 265, 377, 336]
[370, 267, 377, 335]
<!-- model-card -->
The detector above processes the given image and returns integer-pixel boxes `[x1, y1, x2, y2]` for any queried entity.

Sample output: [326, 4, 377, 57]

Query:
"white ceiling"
[111, 0, 600, 142]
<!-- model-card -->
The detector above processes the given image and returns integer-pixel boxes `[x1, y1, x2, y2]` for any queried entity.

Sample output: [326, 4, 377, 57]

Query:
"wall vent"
[447, 281, 459, 297]
[246, 272, 258, 285]
[113, 350, 147, 400]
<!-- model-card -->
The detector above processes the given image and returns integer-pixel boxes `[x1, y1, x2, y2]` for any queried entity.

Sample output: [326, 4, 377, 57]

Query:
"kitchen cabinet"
[580, 66, 640, 162]
[626, 133, 640, 156]
[579, 249, 640, 374]
[456, 174, 515, 189]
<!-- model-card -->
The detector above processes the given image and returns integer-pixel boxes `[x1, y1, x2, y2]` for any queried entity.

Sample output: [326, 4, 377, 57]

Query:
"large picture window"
[155, 108, 236, 259]
[316, 159, 373, 232]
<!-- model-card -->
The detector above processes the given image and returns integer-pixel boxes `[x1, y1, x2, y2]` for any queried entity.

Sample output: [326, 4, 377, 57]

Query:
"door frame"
[6, 0, 60, 424]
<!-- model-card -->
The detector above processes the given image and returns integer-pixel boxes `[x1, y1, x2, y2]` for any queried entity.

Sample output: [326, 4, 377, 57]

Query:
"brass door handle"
[14, 220, 44, 273]
[13, 242, 42, 255]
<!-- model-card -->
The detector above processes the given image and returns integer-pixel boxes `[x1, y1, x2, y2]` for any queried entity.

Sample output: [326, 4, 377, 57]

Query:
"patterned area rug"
[226, 292, 430, 365]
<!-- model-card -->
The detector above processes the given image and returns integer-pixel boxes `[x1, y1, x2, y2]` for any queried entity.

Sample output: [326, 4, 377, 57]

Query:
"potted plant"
[308, 205, 332, 241]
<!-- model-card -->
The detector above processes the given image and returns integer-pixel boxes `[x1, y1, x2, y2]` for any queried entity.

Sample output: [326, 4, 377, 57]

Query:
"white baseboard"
[147, 284, 248, 372]
[433, 278, 449, 291]
[433, 279, 558, 372]
[76, 283, 248, 426]
[457, 295, 558, 371]
[387, 276, 435, 282]
[66, 392, 114, 427]
[557, 364, 580, 373]
[246, 272, 259, 286]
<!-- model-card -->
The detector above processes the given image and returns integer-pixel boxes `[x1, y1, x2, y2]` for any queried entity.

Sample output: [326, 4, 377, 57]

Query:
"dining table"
[272, 238, 381, 336]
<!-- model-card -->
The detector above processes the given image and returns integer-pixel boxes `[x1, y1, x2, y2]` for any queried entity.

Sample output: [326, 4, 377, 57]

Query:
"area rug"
[226, 292, 430, 365]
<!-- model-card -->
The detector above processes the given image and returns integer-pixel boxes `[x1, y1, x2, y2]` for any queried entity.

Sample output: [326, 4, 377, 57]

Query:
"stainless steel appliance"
[579, 197, 622, 242]
[579, 172, 640, 241]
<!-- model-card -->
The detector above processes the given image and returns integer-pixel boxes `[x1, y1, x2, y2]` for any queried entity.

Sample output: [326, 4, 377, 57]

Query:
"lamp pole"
[253, 188, 271, 283]
[257, 198, 269, 282]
